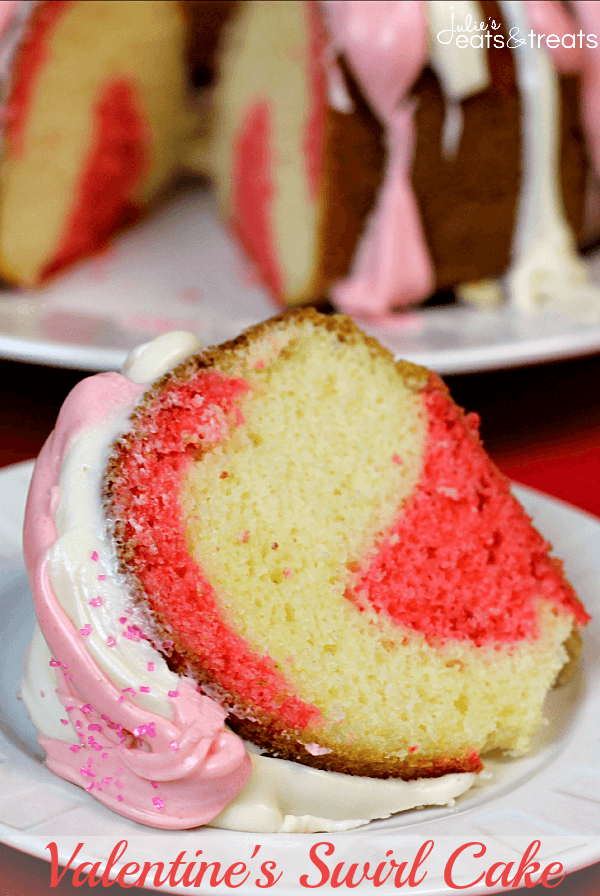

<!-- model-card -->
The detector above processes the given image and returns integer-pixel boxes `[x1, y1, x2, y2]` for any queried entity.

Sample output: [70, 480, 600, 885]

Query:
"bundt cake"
[206, 0, 600, 315]
[22, 310, 588, 830]
[0, 0, 219, 286]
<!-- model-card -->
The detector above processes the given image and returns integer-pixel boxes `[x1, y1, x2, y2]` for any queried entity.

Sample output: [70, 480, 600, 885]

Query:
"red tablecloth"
[1, 352, 599, 895]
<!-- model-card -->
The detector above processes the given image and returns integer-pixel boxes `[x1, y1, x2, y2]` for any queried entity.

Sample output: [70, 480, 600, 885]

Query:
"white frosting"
[500, 0, 600, 320]
[121, 331, 203, 384]
[427, 2, 491, 157]
[427, 2, 491, 103]
[23, 331, 477, 832]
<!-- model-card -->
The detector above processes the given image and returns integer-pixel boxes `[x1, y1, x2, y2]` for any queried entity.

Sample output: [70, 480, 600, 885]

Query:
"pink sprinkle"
[49, 658, 61, 668]
[147, 662, 154, 672]
[62, 663, 68, 671]
[101, 753, 108, 760]
[147, 723, 156, 738]
[86, 783, 94, 793]
[69, 745, 81, 753]
[75, 721, 82, 729]
[117, 795, 123, 803]
[168, 690, 179, 699]
[170, 741, 180, 751]
[89, 597, 103, 607]
[236, 530, 250, 543]
[179, 286, 200, 304]
[91, 551, 99, 562]
[121, 687, 136, 695]
[153, 797, 164, 810]
[80, 767, 96, 778]
[81, 704, 93, 715]
[98, 575, 106, 581]
[60, 719, 69, 726]
[118, 696, 125, 703]
[80, 624, 92, 638]
[88, 724, 102, 732]
[107, 636, 116, 648]
[392, 453, 403, 465]
[100, 714, 109, 722]
[65, 706, 74, 712]
[151, 781, 158, 789]
[139, 686, 150, 694]
[283, 568, 293, 578]
[64, 672, 72, 681]
[118, 617, 127, 625]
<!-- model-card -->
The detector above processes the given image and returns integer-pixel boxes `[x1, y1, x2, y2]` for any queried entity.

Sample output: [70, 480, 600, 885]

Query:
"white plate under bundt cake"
[22, 310, 588, 831]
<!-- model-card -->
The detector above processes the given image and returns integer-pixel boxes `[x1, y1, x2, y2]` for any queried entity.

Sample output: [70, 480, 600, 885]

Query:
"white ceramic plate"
[1, 461, 600, 895]
[1, 186, 600, 375]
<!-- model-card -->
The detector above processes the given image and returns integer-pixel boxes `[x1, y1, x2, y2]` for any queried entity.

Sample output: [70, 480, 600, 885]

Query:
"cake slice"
[23, 310, 587, 829]
[106, 309, 587, 779]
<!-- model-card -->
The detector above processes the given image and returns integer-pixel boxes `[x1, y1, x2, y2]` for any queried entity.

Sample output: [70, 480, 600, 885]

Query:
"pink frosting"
[0, 1, 18, 37]
[323, 0, 434, 316]
[525, 1, 585, 72]
[23, 372, 251, 829]
[565, 2, 600, 180]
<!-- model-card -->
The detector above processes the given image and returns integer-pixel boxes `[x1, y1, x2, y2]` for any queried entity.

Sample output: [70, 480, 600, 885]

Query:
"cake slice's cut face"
[108, 313, 585, 779]
[0, 0, 196, 284]
[210, 0, 325, 303]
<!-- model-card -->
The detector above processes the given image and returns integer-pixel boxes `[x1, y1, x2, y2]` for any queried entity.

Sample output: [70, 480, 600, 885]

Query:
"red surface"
[0, 350, 599, 894]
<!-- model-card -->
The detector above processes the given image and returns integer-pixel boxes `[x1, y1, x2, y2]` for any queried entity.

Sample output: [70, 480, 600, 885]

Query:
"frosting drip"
[23, 370, 251, 829]
[323, 0, 434, 316]
[500, 1, 600, 319]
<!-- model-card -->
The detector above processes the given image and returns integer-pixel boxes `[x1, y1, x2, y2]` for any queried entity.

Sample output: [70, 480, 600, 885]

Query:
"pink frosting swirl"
[23, 372, 251, 829]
